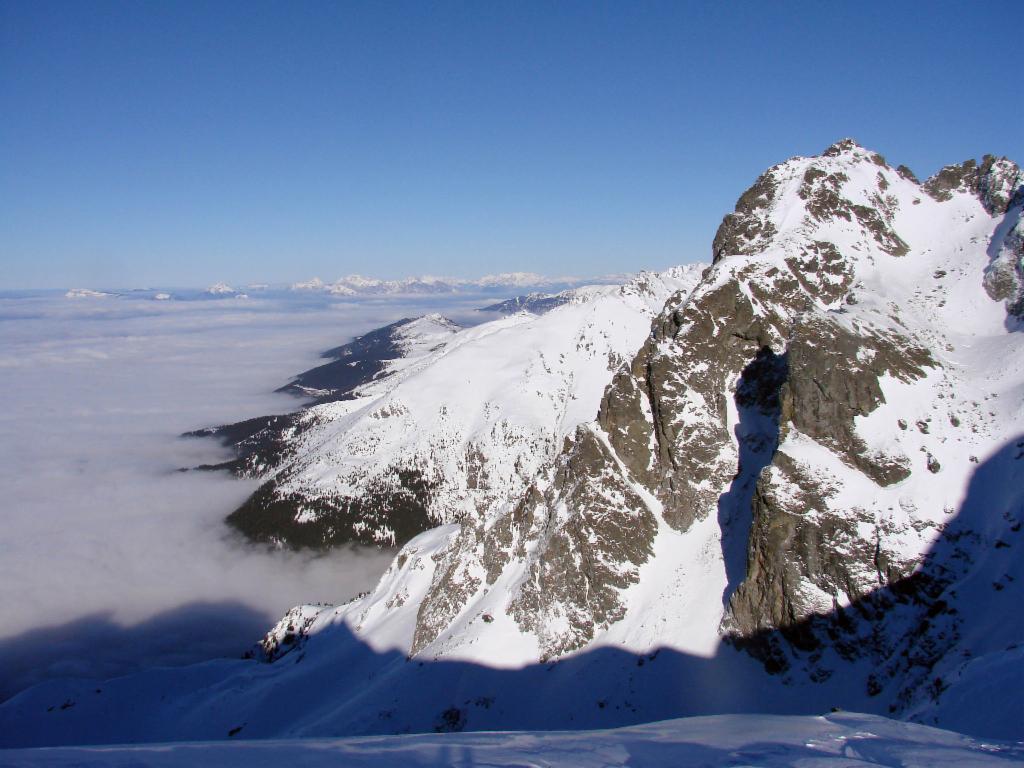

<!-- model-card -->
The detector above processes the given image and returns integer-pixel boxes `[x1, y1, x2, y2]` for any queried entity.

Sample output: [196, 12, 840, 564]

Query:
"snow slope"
[2, 713, 1019, 767]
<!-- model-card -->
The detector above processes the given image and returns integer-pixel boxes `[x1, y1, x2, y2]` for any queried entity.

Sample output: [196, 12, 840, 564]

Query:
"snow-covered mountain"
[275, 313, 463, 402]
[3, 141, 1022, 748]
[199, 268, 702, 548]
[477, 289, 576, 315]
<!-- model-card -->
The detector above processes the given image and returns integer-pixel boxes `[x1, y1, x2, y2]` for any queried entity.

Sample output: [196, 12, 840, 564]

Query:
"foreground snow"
[2, 713, 1019, 767]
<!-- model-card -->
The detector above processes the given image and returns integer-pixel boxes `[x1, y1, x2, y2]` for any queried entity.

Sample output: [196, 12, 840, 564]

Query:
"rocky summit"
[4, 141, 1022, 747]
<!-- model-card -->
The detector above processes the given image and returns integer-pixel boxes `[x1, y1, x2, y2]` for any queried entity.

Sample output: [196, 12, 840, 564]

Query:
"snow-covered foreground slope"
[2, 141, 1022, 749]
[2, 714, 1019, 767]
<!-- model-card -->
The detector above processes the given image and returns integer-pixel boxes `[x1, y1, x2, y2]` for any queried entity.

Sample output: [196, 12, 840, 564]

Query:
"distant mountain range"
[59, 272, 638, 301]
[288, 272, 631, 296]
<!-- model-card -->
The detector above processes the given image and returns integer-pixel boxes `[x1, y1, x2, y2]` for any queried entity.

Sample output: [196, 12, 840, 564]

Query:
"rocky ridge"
[199, 268, 701, 548]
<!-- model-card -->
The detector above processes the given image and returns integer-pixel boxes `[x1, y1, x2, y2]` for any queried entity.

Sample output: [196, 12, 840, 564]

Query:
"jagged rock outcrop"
[983, 200, 1024, 319]
[780, 315, 932, 486]
[711, 169, 780, 262]
[923, 155, 1022, 215]
[507, 427, 658, 659]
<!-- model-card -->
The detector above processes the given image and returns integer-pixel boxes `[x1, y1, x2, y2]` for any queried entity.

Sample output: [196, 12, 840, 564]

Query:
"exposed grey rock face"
[712, 170, 780, 263]
[895, 164, 919, 183]
[781, 315, 931, 486]
[982, 201, 1024, 319]
[923, 155, 1023, 215]
[666, 146, 1020, 701]
[724, 451, 878, 643]
[796, 160, 908, 257]
[974, 156, 1024, 216]
[412, 523, 485, 654]
[720, 317, 929, 647]
[439, 141, 935, 659]
[410, 423, 660, 658]
[508, 427, 658, 660]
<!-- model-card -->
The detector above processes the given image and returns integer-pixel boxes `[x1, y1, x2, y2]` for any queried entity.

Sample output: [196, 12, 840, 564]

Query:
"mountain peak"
[712, 143, 1023, 270]
[822, 137, 885, 164]
[711, 140, 902, 265]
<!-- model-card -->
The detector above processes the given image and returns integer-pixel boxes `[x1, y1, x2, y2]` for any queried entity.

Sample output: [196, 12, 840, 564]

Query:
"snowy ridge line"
[202, 266, 704, 549]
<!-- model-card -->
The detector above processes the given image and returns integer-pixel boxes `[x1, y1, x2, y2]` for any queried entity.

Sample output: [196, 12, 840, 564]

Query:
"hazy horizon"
[0, 267, 639, 293]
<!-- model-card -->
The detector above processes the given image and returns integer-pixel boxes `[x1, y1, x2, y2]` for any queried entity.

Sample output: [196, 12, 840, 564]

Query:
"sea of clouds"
[0, 290, 492, 700]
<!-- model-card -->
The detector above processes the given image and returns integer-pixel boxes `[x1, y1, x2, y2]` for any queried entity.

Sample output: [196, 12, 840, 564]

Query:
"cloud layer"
[0, 292, 487, 700]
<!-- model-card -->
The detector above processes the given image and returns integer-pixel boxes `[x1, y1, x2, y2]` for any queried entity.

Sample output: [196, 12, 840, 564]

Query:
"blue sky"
[2, 0, 1021, 288]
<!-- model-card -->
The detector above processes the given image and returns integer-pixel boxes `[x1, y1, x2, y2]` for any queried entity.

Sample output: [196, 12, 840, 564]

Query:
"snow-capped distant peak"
[64, 288, 112, 298]
[337, 274, 382, 289]
[473, 271, 551, 288]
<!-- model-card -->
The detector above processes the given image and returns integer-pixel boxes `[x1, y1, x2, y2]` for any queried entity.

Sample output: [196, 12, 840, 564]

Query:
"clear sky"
[2, 1, 1021, 289]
